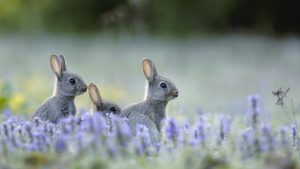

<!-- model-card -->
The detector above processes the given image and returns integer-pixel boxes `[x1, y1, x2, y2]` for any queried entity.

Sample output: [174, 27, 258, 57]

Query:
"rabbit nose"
[81, 87, 87, 92]
[174, 91, 179, 97]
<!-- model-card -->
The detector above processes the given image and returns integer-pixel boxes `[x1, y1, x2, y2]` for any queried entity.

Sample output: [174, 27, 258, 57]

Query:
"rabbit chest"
[152, 110, 165, 132]
[147, 101, 167, 132]
[55, 96, 76, 117]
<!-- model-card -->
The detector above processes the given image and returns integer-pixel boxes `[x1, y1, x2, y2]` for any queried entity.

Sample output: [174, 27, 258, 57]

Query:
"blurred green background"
[0, 0, 300, 125]
[0, 0, 299, 34]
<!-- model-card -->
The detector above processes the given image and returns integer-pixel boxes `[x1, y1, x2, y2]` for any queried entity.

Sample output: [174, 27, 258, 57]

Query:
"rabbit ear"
[58, 55, 66, 72]
[142, 58, 157, 83]
[50, 55, 63, 79]
[88, 83, 102, 106]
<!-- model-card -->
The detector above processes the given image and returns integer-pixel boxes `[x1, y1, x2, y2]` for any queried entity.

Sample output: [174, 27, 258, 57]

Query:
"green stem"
[290, 100, 299, 131]
[281, 105, 294, 126]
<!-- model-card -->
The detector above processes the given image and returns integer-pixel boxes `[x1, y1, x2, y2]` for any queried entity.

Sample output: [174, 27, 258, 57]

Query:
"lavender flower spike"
[247, 95, 260, 129]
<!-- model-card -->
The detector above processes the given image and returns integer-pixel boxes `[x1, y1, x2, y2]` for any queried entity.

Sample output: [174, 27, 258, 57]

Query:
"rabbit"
[33, 55, 87, 124]
[88, 83, 121, 128]
[121, 58, 179, 142]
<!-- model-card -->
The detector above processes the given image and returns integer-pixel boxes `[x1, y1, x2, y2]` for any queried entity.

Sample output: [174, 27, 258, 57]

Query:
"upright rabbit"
[121, 58, 179, 142]
[33, 55, 87, 124]
[88, 83, 121, 127]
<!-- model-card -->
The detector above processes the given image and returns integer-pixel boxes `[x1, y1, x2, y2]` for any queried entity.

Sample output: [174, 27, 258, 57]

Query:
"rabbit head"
[51, 55, 87, 97]
[143, 58, 179, 102]
[88, 83, 121, 117]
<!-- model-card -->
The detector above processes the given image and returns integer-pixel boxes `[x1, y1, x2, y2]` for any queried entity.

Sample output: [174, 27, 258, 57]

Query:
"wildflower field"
[0, 34, 300, 169]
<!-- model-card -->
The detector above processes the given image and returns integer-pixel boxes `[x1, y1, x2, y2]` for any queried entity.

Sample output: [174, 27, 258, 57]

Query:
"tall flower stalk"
[247, 95, 260, 129]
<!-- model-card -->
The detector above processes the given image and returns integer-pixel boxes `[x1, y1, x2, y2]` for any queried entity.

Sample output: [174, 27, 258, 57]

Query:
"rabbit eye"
[160, 82, 167, 88]
[69, 78, 76, 85]
[110, 107, 117, 113]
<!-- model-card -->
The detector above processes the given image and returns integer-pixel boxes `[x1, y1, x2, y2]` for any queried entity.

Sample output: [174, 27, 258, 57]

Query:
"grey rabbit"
[33, 55, 87, 124]
[88, 83, 121, 128]
[121, 58, 179, 142]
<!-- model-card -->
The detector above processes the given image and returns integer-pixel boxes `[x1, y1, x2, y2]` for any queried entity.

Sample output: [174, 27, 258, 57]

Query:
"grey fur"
[33, 55, 87, 124]
[121, 58, 178, 142]
[88, 83, 121, 128]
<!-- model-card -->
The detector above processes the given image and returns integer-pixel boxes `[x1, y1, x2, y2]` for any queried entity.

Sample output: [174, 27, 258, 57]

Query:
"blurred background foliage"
[0, 80, 26, 113]
[0, 0, 300, 124]
[0, 0, 299, 34]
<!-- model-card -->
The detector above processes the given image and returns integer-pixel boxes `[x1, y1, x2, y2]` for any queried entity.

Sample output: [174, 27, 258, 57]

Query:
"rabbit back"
[34, 95, 76, 124]
[127, 113, 159, 142]
[122, 99, 167, 131]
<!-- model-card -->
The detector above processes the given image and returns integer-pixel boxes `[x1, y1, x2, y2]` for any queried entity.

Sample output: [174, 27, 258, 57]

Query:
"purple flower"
[75, 133, 84, 153]
[81, 114, 94, 132]
[260, 124, 274, 152]
[93, 113, 107, 134]
[291, 124, 297, 147]
[247, 95, 260, 129]
[47, 123, 54, 136]
[15, 126, 23, 136]
[2, 124, 10, 137]
[54, 136, 67, 153]
[34, 133, 47, 152]
[219, 115, 232, 141]
[183, 122, 190, 132]
[26, 142, 39, 152]
[62, 125, 72, 135]
[8, 135, 18, 148]
[3, 109, 12, 120]
[279, 126, 289, 150]
[24, 121, 32, 131]
[80, 113, 106, 135]
[106, 140, 117, 159]
[24, 122, 33, 142]
[135, 124, 151, 155]
[153, 142, 161, 155]
[165, 118, 180, 145]
[79, 108, 89, 116]
[193, 116, 207, 145]
[239, 128, 255, 158]
[114, 120, 132, 148]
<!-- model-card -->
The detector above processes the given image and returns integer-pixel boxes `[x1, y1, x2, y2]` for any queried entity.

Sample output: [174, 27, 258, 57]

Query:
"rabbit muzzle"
[167, 90, 179, 100]
[173, 91, 179, 98]
[80, 87, 87, 93]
